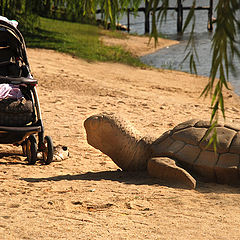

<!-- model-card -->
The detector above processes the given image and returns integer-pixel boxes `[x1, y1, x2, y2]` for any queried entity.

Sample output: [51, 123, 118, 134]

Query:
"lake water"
[118, 0, 240, 95]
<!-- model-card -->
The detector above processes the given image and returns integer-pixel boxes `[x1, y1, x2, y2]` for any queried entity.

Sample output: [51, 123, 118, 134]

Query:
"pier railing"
[97, 0, 213, 34]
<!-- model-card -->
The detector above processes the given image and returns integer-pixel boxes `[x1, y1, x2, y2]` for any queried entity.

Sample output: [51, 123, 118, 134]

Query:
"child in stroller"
[0, 17, 54, 164]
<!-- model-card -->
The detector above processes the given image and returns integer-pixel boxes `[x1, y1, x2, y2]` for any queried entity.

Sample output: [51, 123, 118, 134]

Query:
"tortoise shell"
[151, 119, 240, 185]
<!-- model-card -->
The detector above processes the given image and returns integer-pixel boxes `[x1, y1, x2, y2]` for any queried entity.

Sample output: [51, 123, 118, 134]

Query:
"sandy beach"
[1, 35, 240, 240]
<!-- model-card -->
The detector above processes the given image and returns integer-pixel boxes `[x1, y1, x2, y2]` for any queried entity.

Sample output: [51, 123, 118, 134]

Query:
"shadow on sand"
[19, 169, 240, 193]
[21, 170, 157, 184]
[0, 152, 27, 165]
[20, 169, 240, 193]
[20, 170, 194, 189]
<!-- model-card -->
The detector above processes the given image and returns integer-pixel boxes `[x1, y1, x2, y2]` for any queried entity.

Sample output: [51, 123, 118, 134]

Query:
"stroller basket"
[0, 125, 41, 144]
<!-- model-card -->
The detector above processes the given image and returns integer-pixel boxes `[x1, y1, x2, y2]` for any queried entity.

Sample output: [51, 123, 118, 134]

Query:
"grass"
[24, 17, 145, 67]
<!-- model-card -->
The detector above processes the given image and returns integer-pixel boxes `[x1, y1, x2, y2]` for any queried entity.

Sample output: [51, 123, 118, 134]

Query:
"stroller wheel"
[26, 135, 37, 165]
[22, 141, 27, 156]
[43, 136, 54, 165]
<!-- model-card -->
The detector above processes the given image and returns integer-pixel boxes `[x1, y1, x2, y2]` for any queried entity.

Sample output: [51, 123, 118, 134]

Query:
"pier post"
[127, 9, 130, 33]
[145, 1, 150, 34]
[207, 0, 213, 31]
[177, 0, 183, 33]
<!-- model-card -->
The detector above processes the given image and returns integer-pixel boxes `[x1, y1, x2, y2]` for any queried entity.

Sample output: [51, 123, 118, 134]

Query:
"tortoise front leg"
[147, 157, 196, 189]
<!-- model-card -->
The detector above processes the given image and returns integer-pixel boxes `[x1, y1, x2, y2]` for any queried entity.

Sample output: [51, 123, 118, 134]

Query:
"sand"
[100, 34, 179, 56]
[1, 36, 240, 240]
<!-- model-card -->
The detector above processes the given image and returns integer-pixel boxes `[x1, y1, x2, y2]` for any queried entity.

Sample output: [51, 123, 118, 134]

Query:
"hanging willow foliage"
[150, 0, 240, 148]
[0, 0, 40, 32]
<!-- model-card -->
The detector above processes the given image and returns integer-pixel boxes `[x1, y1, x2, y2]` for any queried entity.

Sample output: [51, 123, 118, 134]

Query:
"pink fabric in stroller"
[0, 84, 23, 100]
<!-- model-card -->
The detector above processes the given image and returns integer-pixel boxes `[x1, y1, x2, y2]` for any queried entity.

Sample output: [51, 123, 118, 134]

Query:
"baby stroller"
[0, 18, 54, 164]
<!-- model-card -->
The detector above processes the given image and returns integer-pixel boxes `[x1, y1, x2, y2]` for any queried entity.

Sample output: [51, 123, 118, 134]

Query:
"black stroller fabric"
[0, 20, 33, 127]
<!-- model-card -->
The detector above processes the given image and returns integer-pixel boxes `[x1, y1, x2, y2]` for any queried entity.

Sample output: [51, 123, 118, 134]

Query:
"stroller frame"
[0, 19, 53, 164]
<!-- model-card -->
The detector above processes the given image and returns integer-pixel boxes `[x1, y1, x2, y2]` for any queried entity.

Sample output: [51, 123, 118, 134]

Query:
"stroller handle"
[0, 76, 38, 85]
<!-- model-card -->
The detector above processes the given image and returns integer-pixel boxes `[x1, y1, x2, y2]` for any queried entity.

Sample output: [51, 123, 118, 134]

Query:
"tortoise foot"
[147, 157, 196, 189]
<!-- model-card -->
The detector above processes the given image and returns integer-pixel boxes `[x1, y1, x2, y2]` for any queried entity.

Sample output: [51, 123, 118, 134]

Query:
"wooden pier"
[133, 0, 214, 34]
[97, 0, 214, 34]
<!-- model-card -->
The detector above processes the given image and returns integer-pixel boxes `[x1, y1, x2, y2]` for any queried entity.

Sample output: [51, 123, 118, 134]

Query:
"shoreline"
[102, 32, 240, 97]
[100, 34, 179, 57]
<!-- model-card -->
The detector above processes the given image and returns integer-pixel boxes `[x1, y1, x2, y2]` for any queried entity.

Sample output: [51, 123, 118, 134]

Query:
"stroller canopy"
[0, 19, 29, 66]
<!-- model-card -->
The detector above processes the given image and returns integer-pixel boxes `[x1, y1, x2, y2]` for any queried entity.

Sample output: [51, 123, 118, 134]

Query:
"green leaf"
[182, 1, 195, 33]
